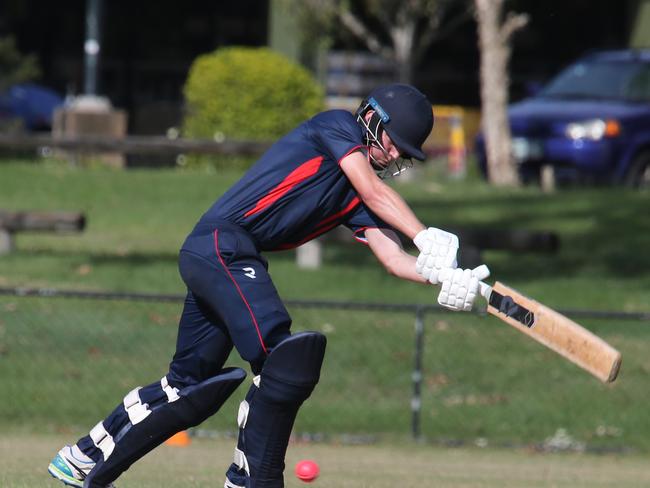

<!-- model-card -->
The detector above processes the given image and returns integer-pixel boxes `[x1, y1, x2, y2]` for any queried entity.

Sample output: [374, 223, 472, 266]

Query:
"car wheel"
[625, 151, 650, 189]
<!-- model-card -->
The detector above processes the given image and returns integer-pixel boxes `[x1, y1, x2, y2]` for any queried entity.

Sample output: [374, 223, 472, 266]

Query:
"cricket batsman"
[48, 83, 489, 487]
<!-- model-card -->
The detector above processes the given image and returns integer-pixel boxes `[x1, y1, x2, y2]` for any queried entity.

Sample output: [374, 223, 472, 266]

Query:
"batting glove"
[414, 227, 459, 284]
[437, 265, 490, 312]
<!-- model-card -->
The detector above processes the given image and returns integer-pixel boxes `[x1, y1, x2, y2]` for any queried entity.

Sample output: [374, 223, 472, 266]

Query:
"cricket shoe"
[48, 445, 115, 487]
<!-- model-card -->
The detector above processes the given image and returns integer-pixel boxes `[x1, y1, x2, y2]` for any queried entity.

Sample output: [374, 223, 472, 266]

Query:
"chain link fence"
[0, 288, 438, 441]
[1, 287, 647, 448]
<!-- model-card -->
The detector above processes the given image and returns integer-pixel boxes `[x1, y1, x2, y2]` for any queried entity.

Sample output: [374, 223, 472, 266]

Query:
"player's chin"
[370, 160, 387, 171]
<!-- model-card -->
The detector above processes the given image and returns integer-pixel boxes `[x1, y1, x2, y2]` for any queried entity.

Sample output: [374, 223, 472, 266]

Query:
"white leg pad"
[123, 387, 151, 425]
[89, 421, 115, 460]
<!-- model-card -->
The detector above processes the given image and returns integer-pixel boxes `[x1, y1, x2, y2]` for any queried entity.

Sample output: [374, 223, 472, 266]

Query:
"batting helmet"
[358, 84, 434, 161]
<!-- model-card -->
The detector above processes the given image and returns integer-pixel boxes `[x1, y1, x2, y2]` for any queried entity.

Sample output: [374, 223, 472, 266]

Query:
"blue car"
[0, 82, 64, 131]
[476, 50, 650, 187]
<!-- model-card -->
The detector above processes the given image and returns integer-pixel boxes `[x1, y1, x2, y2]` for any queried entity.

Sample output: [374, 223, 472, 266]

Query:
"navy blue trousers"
[172, 219, 292, 382]
[78, 221, 291, 461]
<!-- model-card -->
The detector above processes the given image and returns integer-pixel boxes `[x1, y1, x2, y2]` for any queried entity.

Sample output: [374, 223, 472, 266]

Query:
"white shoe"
[47, 445, 115, 487]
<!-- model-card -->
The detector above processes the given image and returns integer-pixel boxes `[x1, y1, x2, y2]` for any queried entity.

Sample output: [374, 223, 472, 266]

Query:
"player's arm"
[340, 151, 424, 240]
[341, 150, 459, 284]
[366, 227, 490, 312]
[365, 227, 426, 283]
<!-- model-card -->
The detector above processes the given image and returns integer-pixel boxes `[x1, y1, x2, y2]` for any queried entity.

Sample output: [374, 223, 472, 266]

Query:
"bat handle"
[479, 281, 492, 300]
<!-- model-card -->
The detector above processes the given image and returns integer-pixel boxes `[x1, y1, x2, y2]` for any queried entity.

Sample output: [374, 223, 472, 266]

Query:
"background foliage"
[0, 35, 40, 92]
[183, 46, 324, 142]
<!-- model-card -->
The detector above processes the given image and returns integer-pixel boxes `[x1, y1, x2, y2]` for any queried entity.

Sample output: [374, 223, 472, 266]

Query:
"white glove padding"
[414, 227, 459, 284]
[437, 265, 491, 312]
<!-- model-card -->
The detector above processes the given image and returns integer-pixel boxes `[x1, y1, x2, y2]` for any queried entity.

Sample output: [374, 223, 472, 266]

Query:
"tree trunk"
[474, 0, 521, 186]
[391, 22, 416, 83]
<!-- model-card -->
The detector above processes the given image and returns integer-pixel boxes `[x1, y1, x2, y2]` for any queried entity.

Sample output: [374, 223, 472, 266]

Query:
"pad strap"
[161, 376, 180, 403]
[89, 422, 115, 460]
[123, 387, 152, 425]
[233, 447, 250, 475]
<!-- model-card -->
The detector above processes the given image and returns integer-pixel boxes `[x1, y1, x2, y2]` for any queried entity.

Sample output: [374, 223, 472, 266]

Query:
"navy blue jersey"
[198, 110, 391, 251]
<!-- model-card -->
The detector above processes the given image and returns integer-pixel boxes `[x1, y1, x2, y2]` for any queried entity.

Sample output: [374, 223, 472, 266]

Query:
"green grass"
[1, 159, 648, 308]
[2, 295, 643, 450]
[0, 159, 649, 453]
[3, 434, 650, 487]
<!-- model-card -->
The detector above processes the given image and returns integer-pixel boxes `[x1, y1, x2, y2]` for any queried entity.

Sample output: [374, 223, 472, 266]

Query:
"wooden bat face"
[484, 282, 621, 383]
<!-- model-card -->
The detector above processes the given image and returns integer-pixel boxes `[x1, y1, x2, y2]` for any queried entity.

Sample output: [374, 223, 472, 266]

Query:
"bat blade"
[483, 281, 621, 383]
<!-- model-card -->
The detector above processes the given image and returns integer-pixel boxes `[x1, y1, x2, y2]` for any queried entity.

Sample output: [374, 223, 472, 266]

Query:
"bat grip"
[479, 281, 492, 300]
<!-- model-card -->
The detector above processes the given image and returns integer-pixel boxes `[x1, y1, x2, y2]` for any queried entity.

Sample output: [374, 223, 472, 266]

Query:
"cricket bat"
[478, 280, 622, 383]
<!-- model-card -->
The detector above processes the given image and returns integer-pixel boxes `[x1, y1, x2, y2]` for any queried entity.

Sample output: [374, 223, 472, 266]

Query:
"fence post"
[411, 306, 425, 441]
[0, 229, 14, 255]
[296, 240, 323, 269]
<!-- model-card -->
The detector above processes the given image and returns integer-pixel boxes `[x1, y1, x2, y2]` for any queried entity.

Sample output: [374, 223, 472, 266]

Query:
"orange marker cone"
[165, 430, 191, 447]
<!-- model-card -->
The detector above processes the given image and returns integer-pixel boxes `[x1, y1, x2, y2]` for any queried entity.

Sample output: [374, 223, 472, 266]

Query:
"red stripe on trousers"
[213, 229, 267, 355]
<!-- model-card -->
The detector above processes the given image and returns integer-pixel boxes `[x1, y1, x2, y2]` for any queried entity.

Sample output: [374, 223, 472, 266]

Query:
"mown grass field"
[3, 294, 645, 451]
[1, 159, 648, 309]
[0, 159, 649, 482]
[2, 434, 650, 488]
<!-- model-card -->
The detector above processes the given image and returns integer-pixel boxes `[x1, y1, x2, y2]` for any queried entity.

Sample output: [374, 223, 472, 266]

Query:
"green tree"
[474, 0, 528, 186]
[288, 0, 472, 83]
[0, 36, 40, 92]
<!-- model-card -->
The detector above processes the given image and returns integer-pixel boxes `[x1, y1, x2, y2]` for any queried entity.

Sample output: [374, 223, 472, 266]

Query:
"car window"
[626, 65, 650, 101]
[540, 60, 650, 102]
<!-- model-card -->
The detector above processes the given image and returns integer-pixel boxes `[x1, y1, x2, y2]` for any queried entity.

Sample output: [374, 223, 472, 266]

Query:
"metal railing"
[0, 134, 272, 156]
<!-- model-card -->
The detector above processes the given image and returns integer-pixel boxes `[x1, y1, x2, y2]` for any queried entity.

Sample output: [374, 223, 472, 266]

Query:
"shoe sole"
[48, 462, 84, 488]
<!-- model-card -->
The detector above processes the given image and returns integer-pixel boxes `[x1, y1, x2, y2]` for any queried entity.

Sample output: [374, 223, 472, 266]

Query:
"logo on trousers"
[243, 267, 256, 279]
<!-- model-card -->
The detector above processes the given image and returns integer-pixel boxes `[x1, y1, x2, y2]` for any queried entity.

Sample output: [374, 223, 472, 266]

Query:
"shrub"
[183, 47, 324, 142]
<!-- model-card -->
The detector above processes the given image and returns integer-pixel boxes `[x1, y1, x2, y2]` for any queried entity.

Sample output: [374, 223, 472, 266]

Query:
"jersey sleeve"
[311, 110, 366, 164]
[342, 203, 394, 244]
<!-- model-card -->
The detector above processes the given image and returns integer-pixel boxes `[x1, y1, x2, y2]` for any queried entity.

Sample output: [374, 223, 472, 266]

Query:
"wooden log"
[451, 228, 560, 254]
[291, 226, 558, 269]
[305, 226, 558, 253]
[0, 211, 86, 233]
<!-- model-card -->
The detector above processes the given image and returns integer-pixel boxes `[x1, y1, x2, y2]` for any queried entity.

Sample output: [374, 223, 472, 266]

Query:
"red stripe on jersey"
[337, 144, 364, 165]
[274, 196, 362, 250]
[314, 196, 361, 230]
[352, 226, 371, 245]
[244, 156, 323, 218]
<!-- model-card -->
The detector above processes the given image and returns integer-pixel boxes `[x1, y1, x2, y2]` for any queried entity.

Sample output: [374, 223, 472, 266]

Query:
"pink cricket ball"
[295, 459, 320, 482]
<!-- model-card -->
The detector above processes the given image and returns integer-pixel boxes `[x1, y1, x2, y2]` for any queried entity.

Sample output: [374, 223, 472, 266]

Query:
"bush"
[183, 47, 324, 142]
